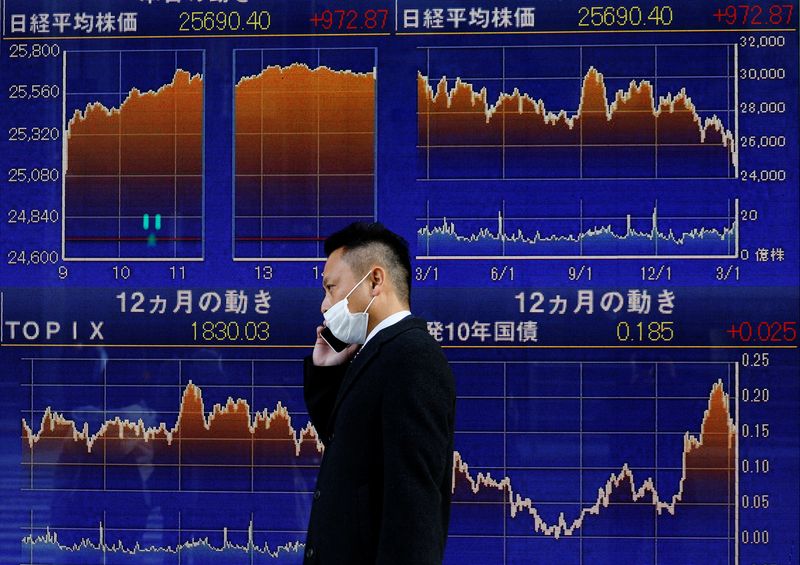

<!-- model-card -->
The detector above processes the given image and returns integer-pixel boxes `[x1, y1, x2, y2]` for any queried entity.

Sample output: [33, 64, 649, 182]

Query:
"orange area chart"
[23, 375, 735, 532]
[452, 380, 736, 538]
[23, 382, 323, 471]
[64, 68, 203, 259]
[234, 61, 375, 259]
[418, 67, 736, 179]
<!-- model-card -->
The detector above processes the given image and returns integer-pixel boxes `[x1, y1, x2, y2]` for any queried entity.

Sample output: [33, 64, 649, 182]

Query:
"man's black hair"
[325, 222, 412, 304]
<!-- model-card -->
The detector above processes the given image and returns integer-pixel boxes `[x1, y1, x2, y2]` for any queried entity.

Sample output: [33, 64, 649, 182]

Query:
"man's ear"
[370, 266, 386, 295]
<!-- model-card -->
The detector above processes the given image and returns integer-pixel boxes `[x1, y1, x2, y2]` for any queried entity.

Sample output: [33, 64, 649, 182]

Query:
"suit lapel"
[327, 316, 420, 426]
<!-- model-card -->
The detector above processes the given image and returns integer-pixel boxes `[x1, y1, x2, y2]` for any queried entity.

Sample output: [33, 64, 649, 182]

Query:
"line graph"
[233, 48, 376, 261]
[452, 380, 735, 536]
[417, 198, 740, 259]
[418, 44, 738, 180]
[22, 381, 324, 479]
[62, 50, 205, 261]
[446, 360, 738, 564]
[23, 512, 305, 564]
[21, 358, 318, 493]
[15, 356, 739, 564]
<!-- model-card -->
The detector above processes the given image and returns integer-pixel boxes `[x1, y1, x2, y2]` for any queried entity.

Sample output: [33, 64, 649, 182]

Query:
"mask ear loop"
[345, 271, 373, 300]
[362, 294, 377, 314]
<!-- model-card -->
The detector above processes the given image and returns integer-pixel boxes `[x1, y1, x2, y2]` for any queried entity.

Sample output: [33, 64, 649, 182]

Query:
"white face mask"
[323, 271, 376, 345]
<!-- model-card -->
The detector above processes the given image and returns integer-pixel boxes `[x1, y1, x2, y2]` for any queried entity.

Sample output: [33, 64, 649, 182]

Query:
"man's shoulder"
[376, 318, 455, 400]
[377, 317, 448, 365]
[382, 316, 436, 346]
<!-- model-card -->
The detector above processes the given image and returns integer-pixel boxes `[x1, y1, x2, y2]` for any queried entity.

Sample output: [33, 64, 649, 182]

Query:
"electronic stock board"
[0, 0, 798, 563]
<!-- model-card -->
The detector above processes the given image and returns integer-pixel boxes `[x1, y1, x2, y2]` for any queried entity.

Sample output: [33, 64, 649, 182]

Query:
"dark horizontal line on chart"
[65, 237, 201, 242]
[418, 143, 730, 148]
[67, 215, 202, 220]
[236, 236, 325, 242]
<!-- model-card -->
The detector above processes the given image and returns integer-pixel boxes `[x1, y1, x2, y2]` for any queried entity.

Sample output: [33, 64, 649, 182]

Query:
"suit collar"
[363, 310, 411, 346]
[329, 316, 424, 421]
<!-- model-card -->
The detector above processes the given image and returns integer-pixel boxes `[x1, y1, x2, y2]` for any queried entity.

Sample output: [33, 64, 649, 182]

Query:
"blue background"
[0, 0, 798, 563]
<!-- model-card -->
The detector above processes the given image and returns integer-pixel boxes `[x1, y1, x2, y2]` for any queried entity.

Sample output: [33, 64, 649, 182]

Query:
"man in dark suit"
[303, 222, 455, 565]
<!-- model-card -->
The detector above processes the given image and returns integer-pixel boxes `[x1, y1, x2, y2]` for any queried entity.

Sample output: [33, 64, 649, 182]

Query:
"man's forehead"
[321, 249, 349, 282]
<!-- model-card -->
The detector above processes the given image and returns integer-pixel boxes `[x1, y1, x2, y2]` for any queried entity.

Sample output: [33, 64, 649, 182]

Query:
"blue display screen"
[1, 1, 798, 563]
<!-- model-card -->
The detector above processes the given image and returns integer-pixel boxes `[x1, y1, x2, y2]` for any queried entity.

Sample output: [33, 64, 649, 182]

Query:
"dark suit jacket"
[302, 316, 456, 565]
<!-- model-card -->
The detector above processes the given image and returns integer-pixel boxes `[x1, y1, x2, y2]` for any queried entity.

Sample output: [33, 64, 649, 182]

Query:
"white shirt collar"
[364, 310, 411, 346]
